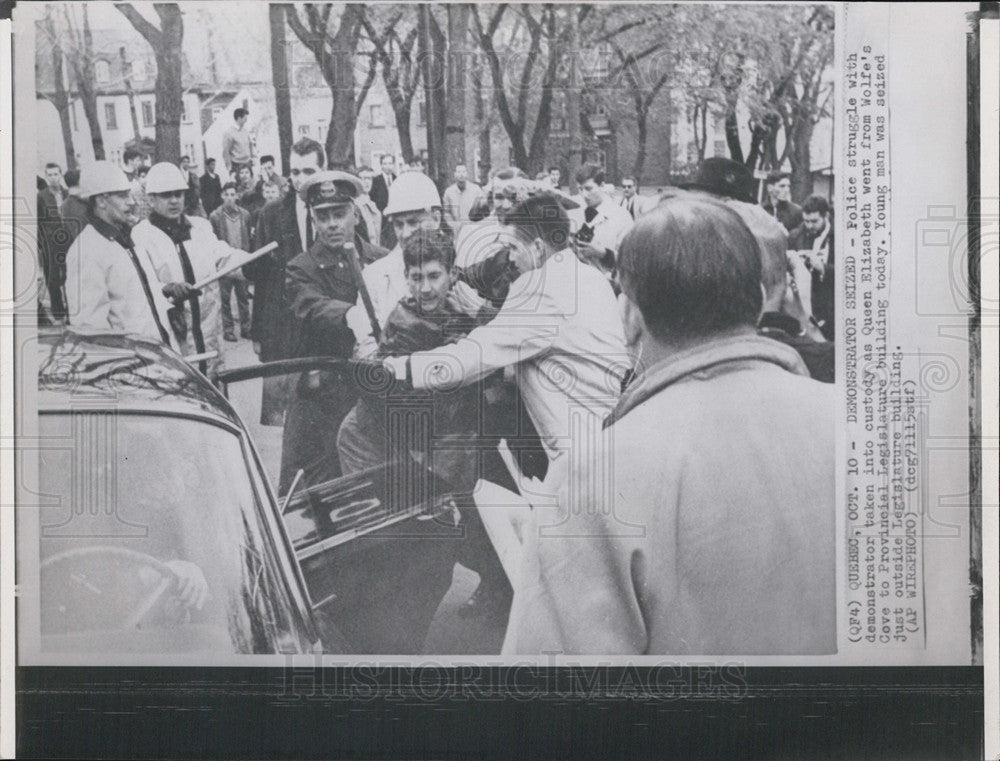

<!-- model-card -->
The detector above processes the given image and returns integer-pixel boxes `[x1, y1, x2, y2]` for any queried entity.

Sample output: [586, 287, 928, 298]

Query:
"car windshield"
[29, 412, 314, 655]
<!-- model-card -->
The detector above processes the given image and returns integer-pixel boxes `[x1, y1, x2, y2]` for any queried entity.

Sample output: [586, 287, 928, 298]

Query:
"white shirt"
[442, 182, 484, 232]
[568, 197, 634, 259]
[346, 245, 408, 358]
[409, 249, 628, 458]
[296, 196, 310, 252]
[65, 224, 176, 348]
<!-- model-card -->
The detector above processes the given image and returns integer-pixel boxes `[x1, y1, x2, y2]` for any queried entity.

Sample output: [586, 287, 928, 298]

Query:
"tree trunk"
[79, 6, 105, 160]
[46, 17, 76, 170]
[633, 106, 647, 186]
[418, 5, 442, 184]
[564, 8, 582, 193]
[153, 8, 184, 165]
[396, 106, 415, 164]
[269, 3, 294, 174]
[462, 18, 478, 172]
[445, 5, 469, 173]
[120, 47, 142, 145]
[788, 117, 815, 202]
[474, 59, 491, 183]
[117, 4, 184, 165]
[724, 110, 743, 163]
[427, 8, 450, 187]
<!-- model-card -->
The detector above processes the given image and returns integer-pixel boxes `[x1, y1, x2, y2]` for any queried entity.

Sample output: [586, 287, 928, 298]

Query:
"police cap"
[300, 170, 363, 209]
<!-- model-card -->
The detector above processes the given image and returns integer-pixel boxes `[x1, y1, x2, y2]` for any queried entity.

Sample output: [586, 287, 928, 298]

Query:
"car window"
[28, 412, 314, 655]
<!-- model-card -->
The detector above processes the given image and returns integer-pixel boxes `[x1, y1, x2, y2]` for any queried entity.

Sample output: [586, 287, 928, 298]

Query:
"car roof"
[37, 329, 243, 428]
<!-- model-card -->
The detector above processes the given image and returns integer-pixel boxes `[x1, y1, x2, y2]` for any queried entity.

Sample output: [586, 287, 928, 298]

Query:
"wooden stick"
[191, 242, 278, 291]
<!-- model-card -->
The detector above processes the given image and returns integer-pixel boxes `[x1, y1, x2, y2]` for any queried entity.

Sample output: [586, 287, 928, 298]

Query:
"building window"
[184, 144, 196, 164]
[713, 139, 726, 157]
[142, 101, 154, 127]
[212, 107, 223, 121]
[180, 99, 189, 123]
[104, 102, 117, 130]
[298, 125, 310, 137]
[95, 59, 111, 84]
[131, 59, 146, 81]
[369, 104, 383, 128]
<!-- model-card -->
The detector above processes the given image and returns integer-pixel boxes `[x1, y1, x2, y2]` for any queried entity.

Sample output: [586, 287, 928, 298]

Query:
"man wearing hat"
[279, 170, 389, 492]
[64, 160, 186, 347]
[674, 158, 833, 382]
[345, 170, 444, 359]
[131, 162, 249, 378]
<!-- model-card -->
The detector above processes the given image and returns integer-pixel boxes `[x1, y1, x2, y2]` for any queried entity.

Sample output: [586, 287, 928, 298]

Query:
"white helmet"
[383, 171, 441, 217]
[79, 161, 132, 199]
[144, 162, 189, 194]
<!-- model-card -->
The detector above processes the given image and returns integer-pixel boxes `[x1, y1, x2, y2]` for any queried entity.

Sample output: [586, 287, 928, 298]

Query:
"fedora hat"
[680, 158, 755, 203]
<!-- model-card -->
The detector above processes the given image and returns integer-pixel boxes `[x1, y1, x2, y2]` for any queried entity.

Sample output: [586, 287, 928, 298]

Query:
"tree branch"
[116, 3, 162, 46]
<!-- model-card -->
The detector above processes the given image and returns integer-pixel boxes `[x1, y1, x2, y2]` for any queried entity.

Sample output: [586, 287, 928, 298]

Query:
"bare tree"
[116, 3, 184, 164]
[48, 4, 105, 160]
[286, 4, 376, 168]
[358, 7, 421, 163]
[269, 3, 294, 173]
[39, 8, 77, 169]
[472, 4, 564, 175]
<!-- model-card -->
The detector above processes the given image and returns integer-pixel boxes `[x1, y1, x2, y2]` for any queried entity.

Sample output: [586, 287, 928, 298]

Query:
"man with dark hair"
[209, 181, 253, 342]
[354, 165, 382, 247]
[179, 155, 204, 217]
[59, 169, 89, 229]
[200, 158, 223, 216]
[547, 166, 562, 191]
[761, 171, 803, 232]
[386, 192, 626, 462]
[122, 148, 143, 180]
[618, 176, 653, 220]
[256, 154, 289, 198]
[246, 138, 326, 367]
[44, 162, 67, 207]
[508, 196, 836, 656]
[570, 163, 633, 271]
[788, 194, 835, 340]
[222, 108, 253, 178]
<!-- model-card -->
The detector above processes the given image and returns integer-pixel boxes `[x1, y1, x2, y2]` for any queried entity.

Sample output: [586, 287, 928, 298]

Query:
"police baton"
[344, 240, 381, 343]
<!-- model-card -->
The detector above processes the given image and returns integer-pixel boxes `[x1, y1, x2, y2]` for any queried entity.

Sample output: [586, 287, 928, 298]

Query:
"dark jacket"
[200, 172, 223, 216]
[369, 172, 394, 213]
[37, 187, 66, 317]
[284, 236, 388, 360]
[758, 311, 834, 383]
[184, 170, 203, 216]
[789, 223, 835, 341]
[245, 194, 303, 361]
[761, 198, 803, 232]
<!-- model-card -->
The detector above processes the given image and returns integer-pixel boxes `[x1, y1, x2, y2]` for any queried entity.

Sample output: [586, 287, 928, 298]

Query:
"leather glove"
[163, 281, 201, 305]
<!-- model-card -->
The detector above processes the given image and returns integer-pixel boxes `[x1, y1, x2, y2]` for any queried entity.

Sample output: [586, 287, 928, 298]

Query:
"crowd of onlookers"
[33, 102, 838, 655]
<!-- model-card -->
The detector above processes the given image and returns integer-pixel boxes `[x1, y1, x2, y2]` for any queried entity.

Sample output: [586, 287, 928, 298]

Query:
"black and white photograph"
[0, 1, 994, 758]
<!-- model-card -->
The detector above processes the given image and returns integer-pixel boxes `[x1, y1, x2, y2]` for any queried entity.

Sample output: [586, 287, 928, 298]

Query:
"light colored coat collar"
[607, 334, 809, 427]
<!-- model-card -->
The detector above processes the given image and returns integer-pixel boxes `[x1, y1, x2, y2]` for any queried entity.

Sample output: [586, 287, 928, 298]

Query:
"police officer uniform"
[279, 172, 388, 493]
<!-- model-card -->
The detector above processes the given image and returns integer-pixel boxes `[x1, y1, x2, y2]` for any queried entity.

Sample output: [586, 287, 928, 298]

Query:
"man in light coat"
[64, 161, 186, 348]
[568, 164, 633, 273]
[508, 196, 836, 655]
[132, 162, 248, 378]
[442, 164, 483, 233]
